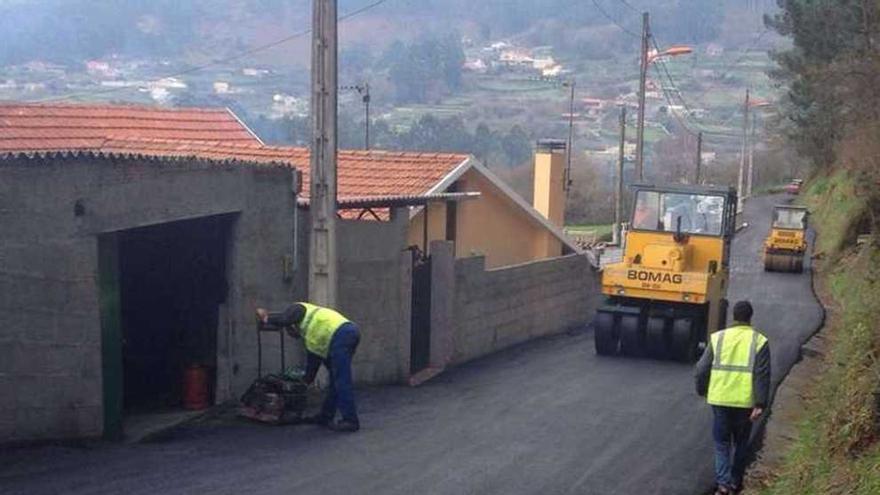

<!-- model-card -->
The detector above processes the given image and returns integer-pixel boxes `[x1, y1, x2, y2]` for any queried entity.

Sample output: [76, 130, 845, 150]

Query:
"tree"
[385, 32, 465, 104]
[765, 0, 880, 168]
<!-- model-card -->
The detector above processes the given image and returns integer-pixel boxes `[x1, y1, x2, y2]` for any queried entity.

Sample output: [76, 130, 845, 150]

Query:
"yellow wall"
[406, 169, 564, 268]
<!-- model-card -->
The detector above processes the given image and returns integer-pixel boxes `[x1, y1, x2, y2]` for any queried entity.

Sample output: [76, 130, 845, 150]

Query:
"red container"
[182, 365, 210, 410]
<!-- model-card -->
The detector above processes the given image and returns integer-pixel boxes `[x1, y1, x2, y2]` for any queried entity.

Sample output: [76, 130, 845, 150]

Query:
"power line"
[590, 0, 641, 39]
[651, 63, 739, 138]
[651, 39, 695, 114]
[650, 35, 757, 138]
[613, 0, 640, 13]
[689, 29, 770, 104]
[36, 0, 393, 103]
[651, 64, 697, 136]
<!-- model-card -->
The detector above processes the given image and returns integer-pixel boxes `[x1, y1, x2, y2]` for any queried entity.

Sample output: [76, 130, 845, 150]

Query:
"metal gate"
[410, 253, 432, 374]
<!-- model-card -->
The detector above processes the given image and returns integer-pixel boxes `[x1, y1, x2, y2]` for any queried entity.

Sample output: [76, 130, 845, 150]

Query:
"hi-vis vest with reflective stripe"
[299, 302, 351, 359]
[707, 325, 768, 408]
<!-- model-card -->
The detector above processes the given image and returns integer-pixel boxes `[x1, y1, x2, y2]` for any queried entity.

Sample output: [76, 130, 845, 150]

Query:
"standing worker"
[695, 300, 771, 495]
[256, 302, 361, 432]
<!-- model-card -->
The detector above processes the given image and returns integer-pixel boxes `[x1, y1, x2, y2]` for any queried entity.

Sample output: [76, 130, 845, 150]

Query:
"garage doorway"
[100, 214, 234, 437]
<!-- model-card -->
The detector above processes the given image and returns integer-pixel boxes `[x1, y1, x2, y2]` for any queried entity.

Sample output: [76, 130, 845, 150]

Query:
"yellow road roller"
[594, 184, 737, 361]
[763, 205, 808, 273]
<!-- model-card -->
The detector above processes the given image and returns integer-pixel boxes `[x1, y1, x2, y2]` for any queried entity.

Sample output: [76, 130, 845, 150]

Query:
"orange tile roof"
[97, 138, 470, 200]
[0, 103, 261, 152]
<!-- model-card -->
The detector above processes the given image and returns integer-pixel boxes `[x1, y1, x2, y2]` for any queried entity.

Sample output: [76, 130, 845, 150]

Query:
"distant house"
[541, 65, 564, 77]
[706, 43, 725, 57]
[242, 68, 270, 77]
[463, 58, 488, 73]
[532, 56, 556, 70]
[86, 60, 117, 77]
[581, 98, 607, 117]
[213, 81, 231, 94]
[499, 48, 534, 68]
[489, 41, 512, 51]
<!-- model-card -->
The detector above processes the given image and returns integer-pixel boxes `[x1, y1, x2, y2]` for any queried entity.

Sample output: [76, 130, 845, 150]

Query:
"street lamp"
[528, 75, 576, 193]
[647, 45, 693, 64]
[561, 79, 575, 194]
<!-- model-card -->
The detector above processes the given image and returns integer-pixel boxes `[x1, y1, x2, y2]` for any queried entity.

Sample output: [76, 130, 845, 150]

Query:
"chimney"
[533, 139, 567, 228]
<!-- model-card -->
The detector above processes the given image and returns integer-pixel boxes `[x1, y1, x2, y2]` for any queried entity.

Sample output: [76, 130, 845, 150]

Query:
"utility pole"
[309, 0, 338, 306]
[565, 79, 575, 193]
[614, 105, 626, 246]
[747, 112, 756, 197]
[737, 89, 749, 213]
[635, 12, 650, 182]
[695, 131, 703, 185]
[363, 82, 370, 150]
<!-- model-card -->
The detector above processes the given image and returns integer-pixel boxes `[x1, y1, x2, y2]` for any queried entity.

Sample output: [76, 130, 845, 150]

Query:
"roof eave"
[408, 155, 476, 220]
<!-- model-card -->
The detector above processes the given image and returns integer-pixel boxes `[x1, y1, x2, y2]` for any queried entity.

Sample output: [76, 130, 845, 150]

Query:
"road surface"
[0, 195, 823, 495]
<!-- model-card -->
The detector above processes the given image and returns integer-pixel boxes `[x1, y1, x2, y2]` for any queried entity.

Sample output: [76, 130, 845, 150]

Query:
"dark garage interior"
[118, 215, 233, 413]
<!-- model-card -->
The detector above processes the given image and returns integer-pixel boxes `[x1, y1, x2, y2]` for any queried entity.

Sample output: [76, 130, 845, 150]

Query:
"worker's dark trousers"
[320, 323, 361, 424]
[712, 406, 753, 489]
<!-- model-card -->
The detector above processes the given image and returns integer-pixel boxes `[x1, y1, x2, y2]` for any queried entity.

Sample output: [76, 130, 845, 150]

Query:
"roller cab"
[594, 184, 737, 361]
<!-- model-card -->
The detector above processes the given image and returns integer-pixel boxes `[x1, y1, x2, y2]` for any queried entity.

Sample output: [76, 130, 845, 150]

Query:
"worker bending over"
[256, 302, 361, 433]
[695, 300, 771, 495]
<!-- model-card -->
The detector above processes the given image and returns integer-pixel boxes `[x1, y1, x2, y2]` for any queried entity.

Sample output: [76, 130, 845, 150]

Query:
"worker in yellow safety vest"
[256, 302, 361, 432]
[695, 300, 771, 495]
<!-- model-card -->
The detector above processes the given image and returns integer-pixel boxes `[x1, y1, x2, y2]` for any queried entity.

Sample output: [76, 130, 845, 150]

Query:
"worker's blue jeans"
[320, 323, 360, 424]
[712, 406, 753, 489]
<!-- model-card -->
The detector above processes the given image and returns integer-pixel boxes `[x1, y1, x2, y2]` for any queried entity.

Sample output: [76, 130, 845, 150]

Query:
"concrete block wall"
[448, 252, 597, 365]
[336, 208, 412, 384]
[0, 156, 296, 442]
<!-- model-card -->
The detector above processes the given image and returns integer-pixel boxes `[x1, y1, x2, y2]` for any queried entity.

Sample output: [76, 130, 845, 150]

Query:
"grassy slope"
[759, 170, 880, 495]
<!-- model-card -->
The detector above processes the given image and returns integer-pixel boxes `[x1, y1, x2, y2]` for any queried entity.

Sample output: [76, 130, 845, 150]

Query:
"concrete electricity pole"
[747, 112, 756, 197]
[614, 105, 627, 246]
[737, 89, 750, 213]
[695, 131, 703, 185]
[635, 12, 650, 182]
[309, 0, 338, 306]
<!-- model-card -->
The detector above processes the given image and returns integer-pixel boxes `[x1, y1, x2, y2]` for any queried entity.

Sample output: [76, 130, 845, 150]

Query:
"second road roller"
[594, 183, 737, 361]
[763, 204, 808, 272]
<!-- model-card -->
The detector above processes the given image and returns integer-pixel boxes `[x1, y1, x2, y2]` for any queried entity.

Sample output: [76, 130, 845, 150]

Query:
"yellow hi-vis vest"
[707, 325, 768, 408]
[298, 302, 351, 359]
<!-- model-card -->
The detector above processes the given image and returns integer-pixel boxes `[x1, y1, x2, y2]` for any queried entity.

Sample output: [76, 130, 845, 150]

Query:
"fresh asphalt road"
[0, 194, 823, 495]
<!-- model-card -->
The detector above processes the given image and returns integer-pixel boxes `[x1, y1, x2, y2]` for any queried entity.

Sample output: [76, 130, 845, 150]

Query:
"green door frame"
[98, 233, 123, 440]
